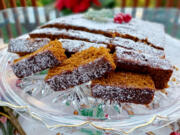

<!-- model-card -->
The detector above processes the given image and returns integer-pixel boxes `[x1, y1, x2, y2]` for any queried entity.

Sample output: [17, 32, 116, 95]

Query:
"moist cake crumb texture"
[114, 47, 173, 89]
[91, 72, 155, 104]
[45, 47, 116, 91]
[12, 40, 66, 78]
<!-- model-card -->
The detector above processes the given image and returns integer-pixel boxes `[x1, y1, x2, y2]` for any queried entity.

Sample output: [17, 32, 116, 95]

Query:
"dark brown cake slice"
[91, 72, 155, 104]
[8, 34, 50, 55]
[40, 14, 165, 50]
[45, 47, 116, 91]
[12, 40, 67, 78]
[114, 47, 173, 89]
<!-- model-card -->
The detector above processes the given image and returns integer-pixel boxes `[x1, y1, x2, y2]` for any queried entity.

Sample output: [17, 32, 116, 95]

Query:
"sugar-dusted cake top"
[112, 37, 165, 57]
[29, 27, 164, 58]
[14, 40, 66, 63]
[59, 39, 107, 53]
[8, 34, 50, 53]
[45, 47, 115, 80]
[41, 13, 165, 50]
[115, 47, 172, 70]
[30, 28, 111, 44]
[91, 71, 155, 104]
[12, 40, 67, 78]
[92, 71, 155, 90]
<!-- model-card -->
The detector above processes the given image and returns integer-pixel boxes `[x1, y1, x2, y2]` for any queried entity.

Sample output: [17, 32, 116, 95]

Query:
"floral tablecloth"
[18, 116, 180, 135]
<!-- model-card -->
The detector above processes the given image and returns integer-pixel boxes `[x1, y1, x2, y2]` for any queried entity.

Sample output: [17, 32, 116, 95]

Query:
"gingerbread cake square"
[91, 72, 155, 104]
[45, 47, 116, 91]
[114, 47, 173, 89]
[12, 40, 66, 78]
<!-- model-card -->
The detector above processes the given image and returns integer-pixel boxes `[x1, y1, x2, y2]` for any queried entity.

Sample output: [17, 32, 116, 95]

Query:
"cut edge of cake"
[91, 71, 156, 104]
[12, 40, 66, 78]
[45, 47, 116, 91]
[114, 47, 173, 89]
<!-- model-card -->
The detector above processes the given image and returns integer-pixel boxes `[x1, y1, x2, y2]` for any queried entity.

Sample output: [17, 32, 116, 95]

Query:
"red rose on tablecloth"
[55, 0, 101, 13]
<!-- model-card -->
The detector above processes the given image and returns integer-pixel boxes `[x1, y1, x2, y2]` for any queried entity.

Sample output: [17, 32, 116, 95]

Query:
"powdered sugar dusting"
[30, 27, 164, 56]
[41, 13, 165, 49]
[59, 39, 107, 53]
[115, 47, 172, 70]
[12, 51, 60, 78]
[17, 34, 29, 39]
[91, 84, 154, 104]
[112, 37, 164, 57]
[8, 36, 50, 53]
[8, 34, 107, 54]
[46, 57, 113, 91]
[30, 28, 111, 45]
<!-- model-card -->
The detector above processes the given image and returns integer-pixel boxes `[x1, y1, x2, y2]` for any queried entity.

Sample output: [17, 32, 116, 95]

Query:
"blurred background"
[0, 0, 180, 43]
[2, 0, 180, 8]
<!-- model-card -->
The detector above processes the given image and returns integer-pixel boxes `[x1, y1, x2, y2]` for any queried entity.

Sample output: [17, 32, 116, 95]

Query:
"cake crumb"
[145, 104, 151, 109]
[173, 65, 179, 71]
[146, 131, 155, 135]
[80, 104, 89, 108]
[160, 89, 168, 95]
[160, 55, 165, 59]
[172, 77, 176, 82]
[74, 110, 79, 115]
[138, 50, 142, 53]
[123, 106, 134, 115]
[165, 84, 170, 88]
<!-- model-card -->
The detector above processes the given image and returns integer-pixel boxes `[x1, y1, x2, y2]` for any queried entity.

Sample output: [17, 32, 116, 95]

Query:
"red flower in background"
[55, 0, 101, 13]
[55, 0, 65, 11]
[170, 132, 180, 135]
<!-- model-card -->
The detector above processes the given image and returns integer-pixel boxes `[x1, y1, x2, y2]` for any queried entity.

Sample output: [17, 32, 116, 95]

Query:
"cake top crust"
[112, 37, 165, 57]
[41, 14, 165, 50]
[115, 47, 172, 70]
[29, 27, 164, 57]
[59, 39, 107, 53]
[14, 40, 66, 63]
[92, 72, 155, 89]
[45, 47, 115, 80]
[8, 34, 50, 53]
[30, 28, 111, 44]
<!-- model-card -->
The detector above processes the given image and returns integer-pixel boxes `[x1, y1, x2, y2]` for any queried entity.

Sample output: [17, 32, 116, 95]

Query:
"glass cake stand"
[0, 7, 180, 134]
[0, 34, 180, 135]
